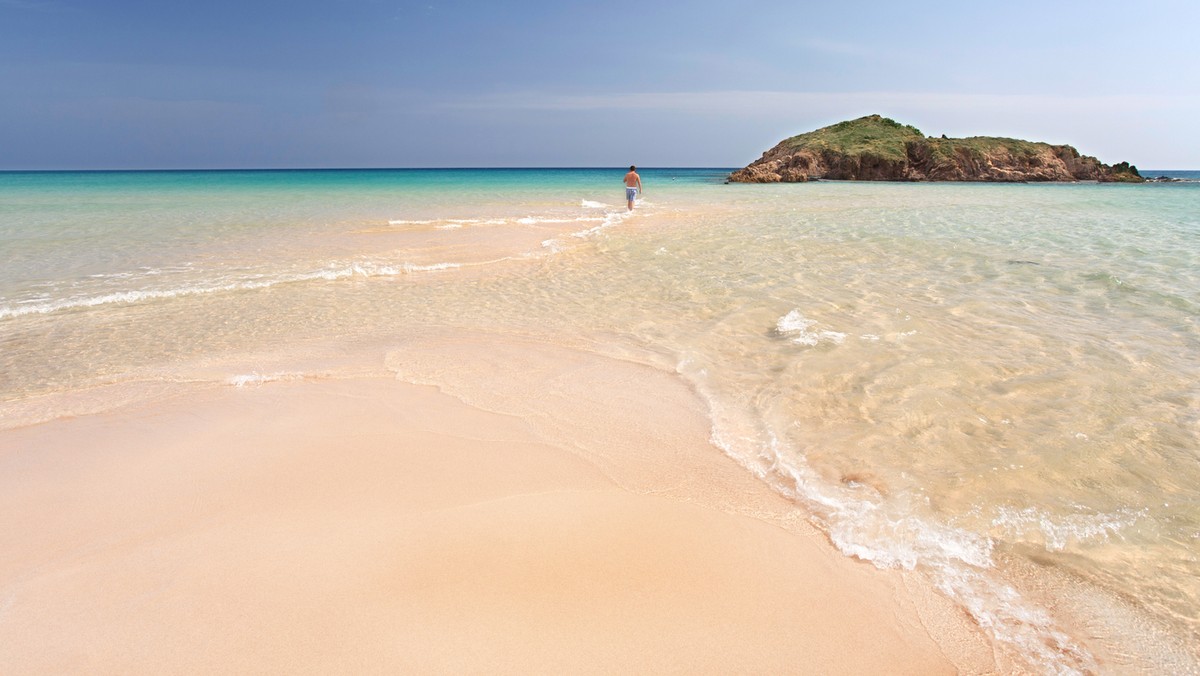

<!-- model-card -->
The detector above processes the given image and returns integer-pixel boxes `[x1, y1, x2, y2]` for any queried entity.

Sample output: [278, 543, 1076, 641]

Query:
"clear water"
[2, 168, 1198, 673]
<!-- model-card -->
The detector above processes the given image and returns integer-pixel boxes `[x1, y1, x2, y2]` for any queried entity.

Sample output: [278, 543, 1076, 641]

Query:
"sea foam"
[0, 260, 460, 320]
[227, 371, 308, 388]
[684, 360, 1101, 675]
[775, 310, 846, 345]
[989, 505, 1146, 552]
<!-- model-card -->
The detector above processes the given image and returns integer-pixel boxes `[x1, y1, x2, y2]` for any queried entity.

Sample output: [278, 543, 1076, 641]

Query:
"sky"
[2, 0, 1198, 170]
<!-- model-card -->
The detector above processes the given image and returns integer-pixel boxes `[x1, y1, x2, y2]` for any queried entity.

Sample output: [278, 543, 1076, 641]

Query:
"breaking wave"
[679, 356, 1108, 674]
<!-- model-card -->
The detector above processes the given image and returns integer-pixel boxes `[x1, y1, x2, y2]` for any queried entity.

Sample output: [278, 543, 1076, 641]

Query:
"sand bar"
[0, 335, 1001, 673]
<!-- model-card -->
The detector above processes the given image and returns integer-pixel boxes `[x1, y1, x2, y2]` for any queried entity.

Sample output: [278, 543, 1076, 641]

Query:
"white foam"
[569, 210, 632, 239]
[990, 506, 1145, 552]
[934, 566, 1095, 673]
[768, 433, 1093, 672]
[388, 218, 505, 227]
[581, 200, 608, 209]
[0, 261, 461, 320]
[389, 213, 605, 231]
[350, 262, 461, 276]
[517, 216, 605, 225]
[775, 310, 846, 346]
[680, 360, 1098, 674]
[227, 371, 307, 388]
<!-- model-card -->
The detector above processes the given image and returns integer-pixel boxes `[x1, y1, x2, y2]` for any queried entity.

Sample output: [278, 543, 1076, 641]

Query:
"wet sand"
[0, 335, 1003, 673]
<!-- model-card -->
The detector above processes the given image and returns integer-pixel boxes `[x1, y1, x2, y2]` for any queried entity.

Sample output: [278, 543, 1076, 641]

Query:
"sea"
[2, 168, 1198, 673]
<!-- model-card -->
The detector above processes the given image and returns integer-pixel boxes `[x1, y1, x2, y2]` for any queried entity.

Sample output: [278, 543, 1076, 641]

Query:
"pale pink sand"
[0, 338, 1001, 673]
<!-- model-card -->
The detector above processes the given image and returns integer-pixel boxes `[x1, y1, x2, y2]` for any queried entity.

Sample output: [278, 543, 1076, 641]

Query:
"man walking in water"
[624, 165, 643, 211]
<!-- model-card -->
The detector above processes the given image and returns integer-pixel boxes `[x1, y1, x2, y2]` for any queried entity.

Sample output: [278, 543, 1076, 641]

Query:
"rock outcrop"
[729, 115, 1143, 183]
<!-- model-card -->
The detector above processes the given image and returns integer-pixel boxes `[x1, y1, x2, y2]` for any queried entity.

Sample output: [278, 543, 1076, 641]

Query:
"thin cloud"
[436, 89, 1200, 164]
[444, 90, 1190, 116]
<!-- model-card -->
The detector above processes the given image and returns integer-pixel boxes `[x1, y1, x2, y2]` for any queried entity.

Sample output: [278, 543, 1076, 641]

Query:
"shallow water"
[2, 168, 1199, 673]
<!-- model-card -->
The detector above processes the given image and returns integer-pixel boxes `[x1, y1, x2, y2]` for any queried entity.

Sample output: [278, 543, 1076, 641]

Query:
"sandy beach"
[7, 168, 1197, 672]
[0, 333, 1003, 673]
[5, 0, 1200, 669]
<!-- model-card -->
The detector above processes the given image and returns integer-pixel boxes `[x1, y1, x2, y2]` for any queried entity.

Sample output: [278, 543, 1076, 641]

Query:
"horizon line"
[0, 165, 743, 173]
[4, 166, 1199, 174]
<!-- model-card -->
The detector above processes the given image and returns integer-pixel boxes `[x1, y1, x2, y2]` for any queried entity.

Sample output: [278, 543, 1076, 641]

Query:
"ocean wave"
[762, 433, 1092, 672]
[570, 209, 632, 238]
[682, 361, 1097, 674]
[387, 215, 603, 229]
[0, 261, 460, 321]
[384, 203, 621, 247]
[536, 209, 635, 251]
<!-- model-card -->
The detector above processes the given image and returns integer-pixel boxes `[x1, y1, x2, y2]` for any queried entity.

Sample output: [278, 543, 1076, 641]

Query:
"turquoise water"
[0, 168, 719, 304]
[2, 169, 1199, 673]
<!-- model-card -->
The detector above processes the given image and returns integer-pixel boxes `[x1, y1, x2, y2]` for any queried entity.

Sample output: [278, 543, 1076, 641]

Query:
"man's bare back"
[624, 166, 642, 211]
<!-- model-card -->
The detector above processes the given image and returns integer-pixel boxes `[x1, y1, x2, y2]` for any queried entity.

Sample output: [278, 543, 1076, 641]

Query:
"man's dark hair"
[629, 165, 636, 171]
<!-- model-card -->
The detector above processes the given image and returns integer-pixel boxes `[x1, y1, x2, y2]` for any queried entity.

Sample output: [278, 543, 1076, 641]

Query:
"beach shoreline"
[5, 169, 1198, 673]
[0, 333, 1004, 673]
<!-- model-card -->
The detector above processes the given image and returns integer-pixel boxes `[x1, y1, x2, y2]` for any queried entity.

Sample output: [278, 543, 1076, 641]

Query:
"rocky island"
[729, 115, 1143, 183]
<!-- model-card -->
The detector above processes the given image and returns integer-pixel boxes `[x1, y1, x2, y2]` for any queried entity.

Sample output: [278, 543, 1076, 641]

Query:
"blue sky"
[2, 0, 1197, 169]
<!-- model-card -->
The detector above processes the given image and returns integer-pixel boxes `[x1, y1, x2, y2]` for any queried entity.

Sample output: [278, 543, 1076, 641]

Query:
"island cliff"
[729, 115, 1143, 183]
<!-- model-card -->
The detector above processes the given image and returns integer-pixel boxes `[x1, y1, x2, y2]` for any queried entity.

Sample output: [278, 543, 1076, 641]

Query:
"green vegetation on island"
[781, 115, 923, 162]
[730, 115, 1143, 183]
